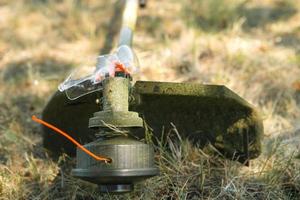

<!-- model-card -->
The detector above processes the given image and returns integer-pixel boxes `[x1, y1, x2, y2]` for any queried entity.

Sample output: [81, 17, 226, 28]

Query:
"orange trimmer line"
[31, 115, 111, 163]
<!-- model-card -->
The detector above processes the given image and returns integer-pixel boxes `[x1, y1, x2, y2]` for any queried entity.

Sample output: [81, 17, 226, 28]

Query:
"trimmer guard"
[42, 81, 263, 163]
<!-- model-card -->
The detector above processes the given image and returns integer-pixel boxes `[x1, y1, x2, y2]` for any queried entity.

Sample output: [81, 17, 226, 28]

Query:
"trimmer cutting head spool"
[72, 136, 159, 193]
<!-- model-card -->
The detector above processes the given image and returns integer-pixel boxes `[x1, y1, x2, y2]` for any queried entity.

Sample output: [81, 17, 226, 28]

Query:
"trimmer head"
[41, 54, 263, 193]
[69, 76, 159, 193]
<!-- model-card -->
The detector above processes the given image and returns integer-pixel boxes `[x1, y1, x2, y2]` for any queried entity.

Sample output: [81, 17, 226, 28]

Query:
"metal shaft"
[102, 77, 129, 112]
[118, 0, 138, 47]
[89, 77, 143, 128]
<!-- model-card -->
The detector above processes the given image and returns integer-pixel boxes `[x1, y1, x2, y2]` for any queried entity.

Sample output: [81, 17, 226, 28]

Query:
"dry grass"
[0, 0, 300, 199]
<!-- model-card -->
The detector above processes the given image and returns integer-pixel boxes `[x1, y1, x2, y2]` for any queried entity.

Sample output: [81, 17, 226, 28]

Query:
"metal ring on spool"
[72, 136, 159, 193]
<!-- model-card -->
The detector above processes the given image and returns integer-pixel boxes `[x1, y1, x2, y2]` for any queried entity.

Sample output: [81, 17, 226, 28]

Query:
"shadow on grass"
[182, 0, 298, 31]
[274, 32, 300, 52]
[99, 0, 125, 54]
[1, 56, 74, 83]
[241, 4, 297, 29]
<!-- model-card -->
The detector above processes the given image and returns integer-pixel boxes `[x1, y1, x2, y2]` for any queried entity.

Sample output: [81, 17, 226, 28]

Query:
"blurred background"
[0, 0, 299, 199]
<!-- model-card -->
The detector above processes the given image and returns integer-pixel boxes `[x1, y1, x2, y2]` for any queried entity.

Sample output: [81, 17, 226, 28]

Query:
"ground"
[0, 0, 300, 199]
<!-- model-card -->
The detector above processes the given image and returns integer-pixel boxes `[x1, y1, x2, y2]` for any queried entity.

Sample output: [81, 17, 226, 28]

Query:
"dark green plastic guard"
[42, 81, 263, 163]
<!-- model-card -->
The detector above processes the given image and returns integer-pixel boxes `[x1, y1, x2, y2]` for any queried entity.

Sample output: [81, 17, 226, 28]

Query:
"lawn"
[0, 0, 299, 199]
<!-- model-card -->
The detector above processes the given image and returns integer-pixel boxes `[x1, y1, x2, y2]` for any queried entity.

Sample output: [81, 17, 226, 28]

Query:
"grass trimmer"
[39, 0, 263, 193]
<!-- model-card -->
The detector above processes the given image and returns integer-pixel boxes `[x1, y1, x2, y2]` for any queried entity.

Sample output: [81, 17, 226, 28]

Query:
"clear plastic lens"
[58, 65, 95, 92]
[58, 65, 100, 100]
[58, 45, 139, 100]
[65, 81, 102, 100]
[116, 45, 139, 74]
